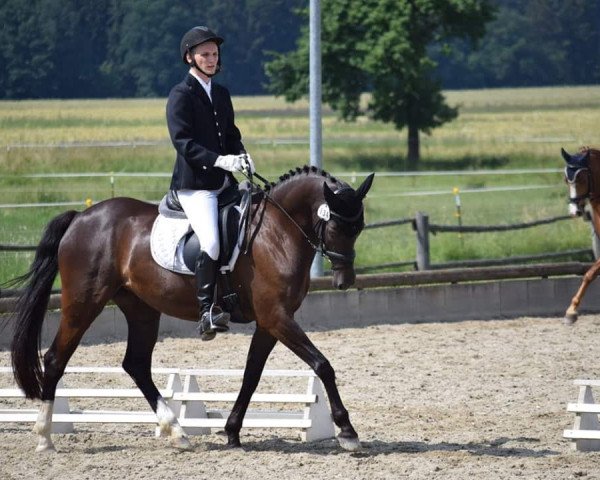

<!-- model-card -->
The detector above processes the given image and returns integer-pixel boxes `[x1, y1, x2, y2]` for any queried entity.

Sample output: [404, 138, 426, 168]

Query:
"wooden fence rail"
[360, 212, 594, 272]
[0, 244, 36, 251]
[310, 262, 593, 291]
[413, 211, 596, 271]
[428, 214, 572, 233]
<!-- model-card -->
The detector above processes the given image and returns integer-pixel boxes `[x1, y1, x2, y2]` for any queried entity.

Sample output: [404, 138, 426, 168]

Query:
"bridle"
[565, 165, 596, 209]
[313, 203, 362, 268]
[244, 170, 361, 268]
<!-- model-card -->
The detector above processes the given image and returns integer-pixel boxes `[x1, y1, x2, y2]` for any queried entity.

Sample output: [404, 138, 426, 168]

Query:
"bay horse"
[562, 147, 600, 324]
[4, 166, 374, 452]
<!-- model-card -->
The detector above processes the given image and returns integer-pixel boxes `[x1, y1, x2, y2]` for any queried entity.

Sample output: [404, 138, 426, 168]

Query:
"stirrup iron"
[198, 304, 230, 341]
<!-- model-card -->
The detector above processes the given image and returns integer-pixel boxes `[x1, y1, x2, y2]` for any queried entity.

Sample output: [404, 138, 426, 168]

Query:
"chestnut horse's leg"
[225, 327, 278, 448]
[114, 291, 191, 450]
[565, 259, 600, 324]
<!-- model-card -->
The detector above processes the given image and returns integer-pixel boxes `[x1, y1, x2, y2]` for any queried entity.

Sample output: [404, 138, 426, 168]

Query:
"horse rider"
[166, 25, 255, 341]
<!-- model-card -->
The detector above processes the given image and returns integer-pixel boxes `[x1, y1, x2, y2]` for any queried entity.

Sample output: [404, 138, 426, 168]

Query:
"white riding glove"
[214, 154, 247, 173]
[214, 153, 255, 175]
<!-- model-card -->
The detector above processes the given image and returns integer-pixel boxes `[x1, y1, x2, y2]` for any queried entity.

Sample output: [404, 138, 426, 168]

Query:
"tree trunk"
[407, 123, 420, 170]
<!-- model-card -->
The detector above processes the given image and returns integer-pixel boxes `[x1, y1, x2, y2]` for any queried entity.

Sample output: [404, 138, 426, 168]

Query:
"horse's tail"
[9, 210, 78, 399]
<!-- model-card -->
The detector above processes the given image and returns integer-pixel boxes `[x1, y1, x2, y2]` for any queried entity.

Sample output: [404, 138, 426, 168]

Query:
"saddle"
[151, 182, 253, 322]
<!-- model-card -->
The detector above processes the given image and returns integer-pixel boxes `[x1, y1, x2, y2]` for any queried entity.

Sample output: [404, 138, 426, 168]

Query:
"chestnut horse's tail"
[10, 210, 78, 399]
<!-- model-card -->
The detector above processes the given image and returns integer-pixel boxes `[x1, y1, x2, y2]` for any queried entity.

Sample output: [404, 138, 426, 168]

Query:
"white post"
[51, 378, 73, 434]
[309, 0, 324, 278]
[573, 385, 600, 451]
[178, 375, 210, 436]
[302, 376, 335, 442]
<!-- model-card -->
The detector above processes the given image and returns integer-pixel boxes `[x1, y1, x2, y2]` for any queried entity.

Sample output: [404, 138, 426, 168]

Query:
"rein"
[242, 170, 358, 266]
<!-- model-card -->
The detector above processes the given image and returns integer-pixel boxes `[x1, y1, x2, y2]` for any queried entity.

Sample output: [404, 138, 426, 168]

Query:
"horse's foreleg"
[565, 260, 600, 324]
[225, 327, 277, 448]
[116, 292, 191, 450]
[270, 319, 360, 451]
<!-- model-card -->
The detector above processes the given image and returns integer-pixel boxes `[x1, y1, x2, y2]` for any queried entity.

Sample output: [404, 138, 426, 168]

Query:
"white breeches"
[178, 179, 229, 261]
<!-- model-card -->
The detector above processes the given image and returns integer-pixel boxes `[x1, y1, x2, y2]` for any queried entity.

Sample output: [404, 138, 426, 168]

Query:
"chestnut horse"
[5, 166, 374, 452]
[562, 147, 600, 324]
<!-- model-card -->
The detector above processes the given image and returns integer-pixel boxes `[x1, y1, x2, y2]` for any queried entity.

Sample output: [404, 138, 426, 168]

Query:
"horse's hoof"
[35, 440, 56, 453]
[226, 440, 243, 450]
[337, 434, 361, 451]
[226, 434, 243, 450]
[170, 435, 192, 450]
[563, 314, 578, 326]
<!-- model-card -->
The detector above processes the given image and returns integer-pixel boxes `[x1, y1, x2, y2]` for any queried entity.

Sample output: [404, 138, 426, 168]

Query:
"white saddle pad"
[150, 214, 194, 275]
[150, 212, 244, 276]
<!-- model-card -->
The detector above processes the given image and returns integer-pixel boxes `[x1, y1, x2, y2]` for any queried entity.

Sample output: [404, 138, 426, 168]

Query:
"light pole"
[309, 0, 323, 278]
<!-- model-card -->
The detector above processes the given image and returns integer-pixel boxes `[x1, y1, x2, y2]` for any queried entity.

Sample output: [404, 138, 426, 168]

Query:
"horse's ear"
[355, 173, 375, 200]
[323, 182, 347, 212]
[323, 181, 338, 208]
[563, 147, 592, 168]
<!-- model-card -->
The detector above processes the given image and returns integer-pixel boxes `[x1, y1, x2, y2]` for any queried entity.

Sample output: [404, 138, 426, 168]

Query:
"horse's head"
[319, 173, 374, 290]
[562, 147, 592, 216]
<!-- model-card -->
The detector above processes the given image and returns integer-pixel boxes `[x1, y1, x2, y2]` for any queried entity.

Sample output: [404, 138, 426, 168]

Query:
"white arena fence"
[564, 379, 600, 452]
[0, 366, 335, 442]
[0, 168, 564, 210]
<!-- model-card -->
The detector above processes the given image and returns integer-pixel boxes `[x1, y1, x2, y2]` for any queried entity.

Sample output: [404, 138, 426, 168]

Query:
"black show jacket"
[166, 73, 245, 190]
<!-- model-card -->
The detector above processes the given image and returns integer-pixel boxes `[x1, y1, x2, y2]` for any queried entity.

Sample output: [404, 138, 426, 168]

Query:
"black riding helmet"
[180, 26, 224, 75]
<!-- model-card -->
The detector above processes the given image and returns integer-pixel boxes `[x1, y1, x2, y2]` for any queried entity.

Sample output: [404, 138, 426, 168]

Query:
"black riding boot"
[195, 250, 230, 341]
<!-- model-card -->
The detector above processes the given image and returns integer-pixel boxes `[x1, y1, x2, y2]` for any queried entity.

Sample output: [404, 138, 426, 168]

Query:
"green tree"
[103, 0, 304, 96]
[43, 0, 113, 98]
[104, 0, 194, 97]
[265, 0, 494, 169]
[435, 0, 600, 88]
[208, 0, 304, 94]
[0, 0, 47, 98]
[0, 0, 113, 98]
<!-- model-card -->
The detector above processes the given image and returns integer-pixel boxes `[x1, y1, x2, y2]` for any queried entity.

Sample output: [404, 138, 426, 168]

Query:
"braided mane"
[577, 146, 600, 165]
[261, 165, 341, 193]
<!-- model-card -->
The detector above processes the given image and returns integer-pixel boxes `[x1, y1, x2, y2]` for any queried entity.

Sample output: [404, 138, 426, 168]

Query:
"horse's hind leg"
[35, 296, 107, 452]
[225, 327, 277, 448]
[114, 290, 191, 450]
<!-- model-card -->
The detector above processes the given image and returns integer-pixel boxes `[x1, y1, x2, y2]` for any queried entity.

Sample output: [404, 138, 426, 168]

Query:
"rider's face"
[187, 41, 219, 80]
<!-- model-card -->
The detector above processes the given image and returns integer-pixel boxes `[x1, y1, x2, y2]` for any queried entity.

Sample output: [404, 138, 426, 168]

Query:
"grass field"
[1, 85, 599, 283]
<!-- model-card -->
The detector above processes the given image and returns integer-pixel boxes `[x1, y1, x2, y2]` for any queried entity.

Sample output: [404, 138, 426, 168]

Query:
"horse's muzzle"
[332, 268, 355, 290]
[568, 203, 584, 217]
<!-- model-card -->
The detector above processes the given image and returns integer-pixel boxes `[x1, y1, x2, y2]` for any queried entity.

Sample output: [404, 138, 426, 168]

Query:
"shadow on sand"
[195, 435, 558, 458]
